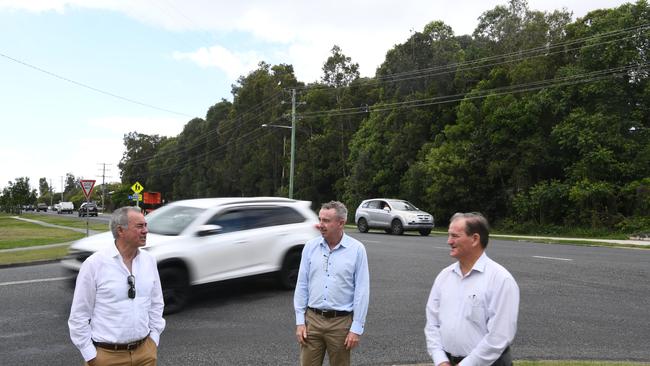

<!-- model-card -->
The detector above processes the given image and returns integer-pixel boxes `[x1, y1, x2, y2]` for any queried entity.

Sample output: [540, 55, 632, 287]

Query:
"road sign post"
[79, 180, 96, 237]
[131, 181, 144, 208]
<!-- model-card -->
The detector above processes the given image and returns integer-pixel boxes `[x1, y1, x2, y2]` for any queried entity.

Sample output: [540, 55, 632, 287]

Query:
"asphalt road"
[1, 231, 649, 365]
[26, 209, 111, 224]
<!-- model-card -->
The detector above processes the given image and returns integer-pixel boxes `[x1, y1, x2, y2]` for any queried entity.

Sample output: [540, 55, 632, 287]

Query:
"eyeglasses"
[127, 275, 136, 299]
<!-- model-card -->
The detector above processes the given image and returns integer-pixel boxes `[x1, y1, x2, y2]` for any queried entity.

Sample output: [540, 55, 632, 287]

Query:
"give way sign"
[80, 180, 96, 199]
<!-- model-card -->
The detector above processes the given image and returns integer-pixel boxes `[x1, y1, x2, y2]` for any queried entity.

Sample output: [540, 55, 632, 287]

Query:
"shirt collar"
[319, 233, 349, 250]
[107, 241, 140, 259]
[453, 251, 488, 277]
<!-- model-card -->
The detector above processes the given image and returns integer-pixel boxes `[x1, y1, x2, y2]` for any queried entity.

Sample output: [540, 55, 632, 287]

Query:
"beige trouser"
[300, 309, 353, 366]
[85, 337, 157, 366]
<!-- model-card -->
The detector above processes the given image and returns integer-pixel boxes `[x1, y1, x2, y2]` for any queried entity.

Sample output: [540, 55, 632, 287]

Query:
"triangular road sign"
[80, 179, 96, 199]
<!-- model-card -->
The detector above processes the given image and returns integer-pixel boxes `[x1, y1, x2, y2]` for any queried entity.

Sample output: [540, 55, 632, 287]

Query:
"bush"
[615, 216, 650, 235]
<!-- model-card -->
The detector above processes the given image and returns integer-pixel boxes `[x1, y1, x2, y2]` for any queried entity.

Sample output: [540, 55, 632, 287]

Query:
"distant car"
[61, 197, 320, 314]
[36, 203, 48, 212]
[57, 201, 74, 214]
[23, 204, 35, 211]
[78, 202, 99, 217]
[355, 198, 434, 236]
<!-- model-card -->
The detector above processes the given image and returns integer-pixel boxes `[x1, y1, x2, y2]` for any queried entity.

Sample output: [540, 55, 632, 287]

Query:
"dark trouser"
[445, 346, 511, 366]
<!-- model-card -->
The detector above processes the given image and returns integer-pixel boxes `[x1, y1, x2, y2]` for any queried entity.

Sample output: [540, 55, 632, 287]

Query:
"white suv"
[355, 198, 434, 236]
[61, 197, 319, 314]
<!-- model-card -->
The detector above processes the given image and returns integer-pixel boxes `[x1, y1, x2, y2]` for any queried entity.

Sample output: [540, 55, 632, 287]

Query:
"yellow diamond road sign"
[131, 181, 144, 194]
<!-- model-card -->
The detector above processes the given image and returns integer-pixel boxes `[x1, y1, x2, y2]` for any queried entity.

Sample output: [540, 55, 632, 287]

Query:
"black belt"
[444, 352, 464, 365]
[445, 346, 510, 366]
[93, 336, 148, 351]
[308, 307, 352, 318]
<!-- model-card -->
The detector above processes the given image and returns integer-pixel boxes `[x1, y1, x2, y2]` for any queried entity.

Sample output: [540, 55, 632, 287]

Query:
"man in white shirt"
[425, 212, 519, 366]
[69, 207, 165, 366]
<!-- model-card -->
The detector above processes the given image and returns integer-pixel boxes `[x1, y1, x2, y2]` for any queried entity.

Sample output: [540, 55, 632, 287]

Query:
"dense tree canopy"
[115, 0, 649, 232]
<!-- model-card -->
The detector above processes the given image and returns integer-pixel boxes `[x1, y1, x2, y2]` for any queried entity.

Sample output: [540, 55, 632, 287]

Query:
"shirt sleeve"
[462, 276, 520, 366]
[350, 244, 370, 335]
[68, 259, 98, 362]
[424, 273, 450, 366]
[293, 244, 311, 326]
[147, 257, 166, 345]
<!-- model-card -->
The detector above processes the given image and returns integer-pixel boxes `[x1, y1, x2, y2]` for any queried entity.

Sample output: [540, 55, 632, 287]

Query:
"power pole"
[287, 88, 306, 199]
[289, 89, 296, 199]
[60, 176, 64, 202]
[49, 178, 53, 207]
[97, 163, 111, 210]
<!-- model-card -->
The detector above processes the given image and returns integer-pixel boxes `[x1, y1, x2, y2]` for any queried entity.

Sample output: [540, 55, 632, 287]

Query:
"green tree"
[118, 132, 169, 185]
[38, 177, 50, 197]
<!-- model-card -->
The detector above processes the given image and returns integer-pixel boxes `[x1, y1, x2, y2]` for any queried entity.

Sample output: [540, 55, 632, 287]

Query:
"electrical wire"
[0, 52, 196, 118]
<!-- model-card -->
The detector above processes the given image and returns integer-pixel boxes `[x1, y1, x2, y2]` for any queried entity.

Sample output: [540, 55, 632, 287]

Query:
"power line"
[291, 23, 650, 93]
[119, 23, 649, 177]
[0, 52, 196, 118]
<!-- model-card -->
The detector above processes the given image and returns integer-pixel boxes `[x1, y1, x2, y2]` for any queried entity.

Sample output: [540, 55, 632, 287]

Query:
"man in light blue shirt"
[294, 201, 370, 366]
[425, 212, 519, 366]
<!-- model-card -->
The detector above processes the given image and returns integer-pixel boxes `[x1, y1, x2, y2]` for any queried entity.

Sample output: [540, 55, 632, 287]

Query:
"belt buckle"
[126, 341, 138, 350]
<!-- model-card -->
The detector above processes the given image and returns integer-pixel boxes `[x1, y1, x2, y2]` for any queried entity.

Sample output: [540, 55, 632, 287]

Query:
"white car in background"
[56, 201, 74, 214]
[355, 198, 434, 236]
[61, 197, 319, 314]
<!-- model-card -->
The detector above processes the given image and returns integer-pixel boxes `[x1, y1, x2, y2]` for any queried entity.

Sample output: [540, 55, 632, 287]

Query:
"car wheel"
[356, 218, 369, 233]
[159, 266, 189, 315]
[391, 219, 404, 235]
[419, 229, 431, 236]
[278, 249, 302, 290]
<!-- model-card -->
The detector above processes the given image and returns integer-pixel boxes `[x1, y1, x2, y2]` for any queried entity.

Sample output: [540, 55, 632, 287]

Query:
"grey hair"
[110, 207, 142, 239]
[450, 212, 490, 248]
[321, 201, 348, 222]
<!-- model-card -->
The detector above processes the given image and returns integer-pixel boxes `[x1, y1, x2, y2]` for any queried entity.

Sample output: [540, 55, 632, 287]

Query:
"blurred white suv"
[355, 198, 434, 236]
[61, 197, 319, 314]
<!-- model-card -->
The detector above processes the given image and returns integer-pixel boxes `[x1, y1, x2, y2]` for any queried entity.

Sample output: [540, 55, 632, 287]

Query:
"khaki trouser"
[85, 337, 157, 366]
[300, 309, 353, 366]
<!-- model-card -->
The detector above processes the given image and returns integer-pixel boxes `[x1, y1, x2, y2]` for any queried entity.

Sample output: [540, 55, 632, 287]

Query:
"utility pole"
[49, 178, 53, 207]
[97, 163, 111, 210]
[289, 88, 296, 199]
[60, 176, 64, 202]
[287, 88, 306, 199]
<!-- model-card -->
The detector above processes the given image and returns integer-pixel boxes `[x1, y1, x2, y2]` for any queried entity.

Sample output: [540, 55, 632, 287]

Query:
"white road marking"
[532, 255, 573, 262]
[0, 276, 74, 287]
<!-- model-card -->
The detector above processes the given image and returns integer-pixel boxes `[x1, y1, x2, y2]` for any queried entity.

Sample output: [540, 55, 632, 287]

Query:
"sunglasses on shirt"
[127, 275, 136, 299]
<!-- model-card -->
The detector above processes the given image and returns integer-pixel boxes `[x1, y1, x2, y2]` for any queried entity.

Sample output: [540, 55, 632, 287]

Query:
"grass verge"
[0, 245, 69, 265]
[0, 215, 86, 249]
[19, 214, 109, 232]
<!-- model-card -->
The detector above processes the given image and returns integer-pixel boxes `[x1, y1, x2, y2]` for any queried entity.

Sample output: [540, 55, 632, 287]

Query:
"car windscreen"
[146, 205, 205, 236]
[390, 201, 418, 211]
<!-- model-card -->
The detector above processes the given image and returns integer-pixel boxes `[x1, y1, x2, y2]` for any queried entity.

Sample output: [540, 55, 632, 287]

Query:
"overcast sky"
[0, 0, 629, 193]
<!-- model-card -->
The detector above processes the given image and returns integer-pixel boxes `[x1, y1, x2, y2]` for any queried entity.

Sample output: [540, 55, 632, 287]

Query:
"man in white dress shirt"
[425, 212, 519, 366]
[69, 207, 165, 366]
